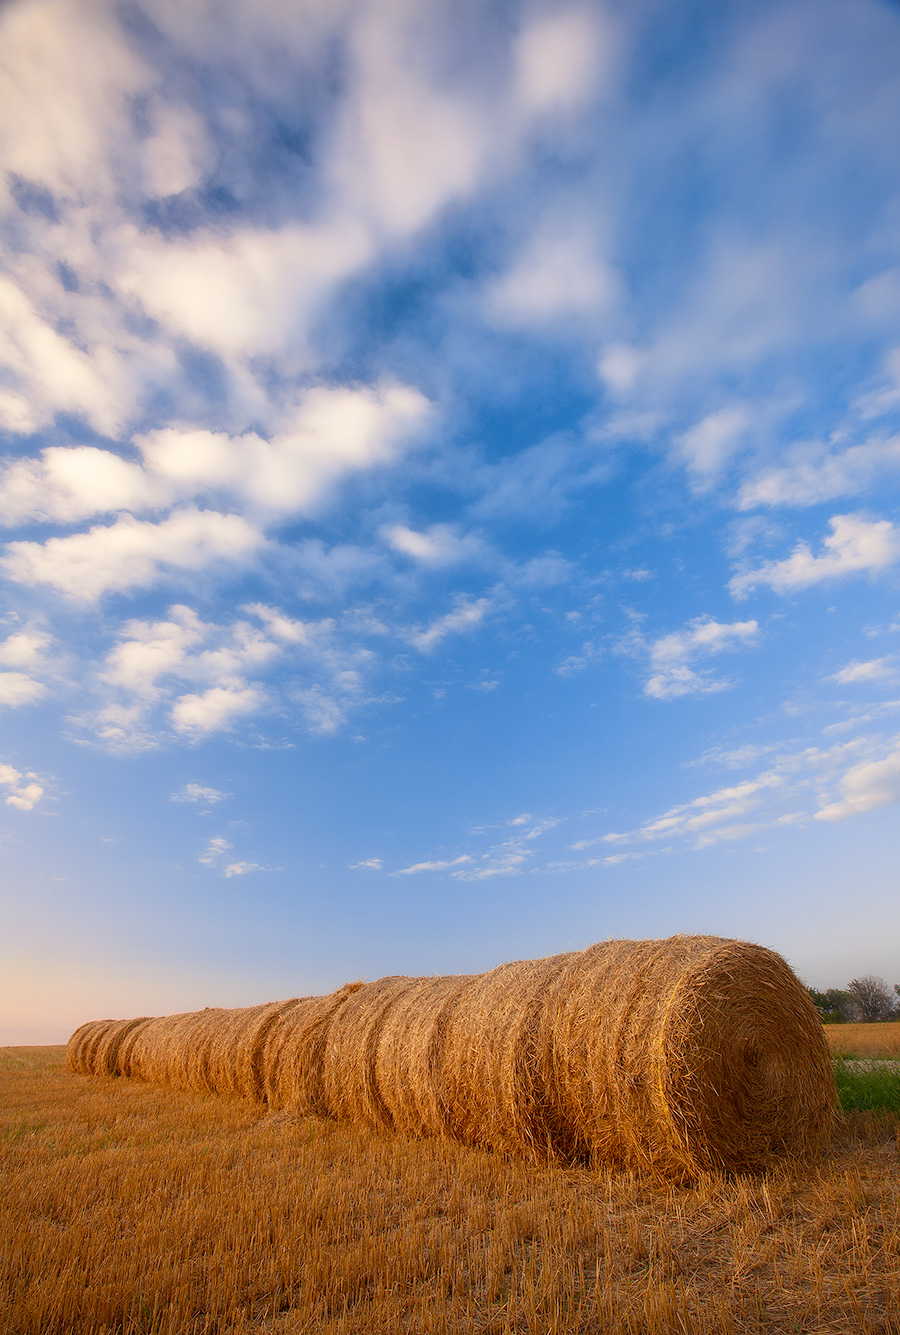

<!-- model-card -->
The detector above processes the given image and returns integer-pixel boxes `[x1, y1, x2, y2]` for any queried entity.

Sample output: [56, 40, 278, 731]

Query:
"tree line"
[807, 975, 900, 1024]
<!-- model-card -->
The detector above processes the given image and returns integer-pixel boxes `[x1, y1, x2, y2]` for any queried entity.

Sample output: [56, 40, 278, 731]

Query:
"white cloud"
[0, 276, 128, 437]
[1, 385, 430, 531]
[142, 383, 429, 514]
[830, 657, 897, 685]
[408, 596, 491, 653]
[854, 347, 900, 420]
[349, 857, 382, 870]
[86, 603, 371, 748]
[170, 783, 230, 805]
[2, 508, 264, 600]
[815, 740, 900, 822]
[333, 10, 484, 238]
[383, 523, 485, 566]
[676, 406, 747, 484]
[484, 221, 618, 326]
[0, 0, 149, 201]
[394, 855, 473, 875]
[731, 514, 900, 598]
[579, 732, 900, 852]
[738, 435, 900, 509]
[393, 814, 559, 881]
[198, 833, 270, 877]
[118, 220, 373, 361]
[0, 672, 46, 706]
[643, 616, 759, 699]
[171, 684, 265, 736]
[0, 627, 51, 668]
[513, 9, 610, 115]
[141, 101, 211, 198]
[0, 761, 45, 811]
[598, 344, 646, 397]
[0, 446, 163, 526]
[587, 772, 783, 850]
[199, 835, 232, 866]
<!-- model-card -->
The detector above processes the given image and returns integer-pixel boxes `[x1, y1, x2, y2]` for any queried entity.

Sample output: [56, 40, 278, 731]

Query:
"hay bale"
[263, 983, 363, 1112]
[67, 935, 835, 1175]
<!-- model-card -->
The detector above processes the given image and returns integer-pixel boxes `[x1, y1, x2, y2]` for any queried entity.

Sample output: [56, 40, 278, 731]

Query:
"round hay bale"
[66, 1019, 107, 1074]
[66, 935, 835, 1175]
[263, 984, 363, 1112]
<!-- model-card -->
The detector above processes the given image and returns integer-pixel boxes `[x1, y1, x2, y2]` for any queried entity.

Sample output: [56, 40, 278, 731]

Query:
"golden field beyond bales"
[2, 1045, 899, 1335]
[825, 1021, 900, 1060]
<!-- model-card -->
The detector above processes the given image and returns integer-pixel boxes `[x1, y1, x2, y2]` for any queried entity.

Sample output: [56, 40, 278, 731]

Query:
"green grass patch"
[833, 1058, 900, 1112]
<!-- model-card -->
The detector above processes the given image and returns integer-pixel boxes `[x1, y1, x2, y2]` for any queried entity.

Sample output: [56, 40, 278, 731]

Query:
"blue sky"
[2, 0, 900, 1042]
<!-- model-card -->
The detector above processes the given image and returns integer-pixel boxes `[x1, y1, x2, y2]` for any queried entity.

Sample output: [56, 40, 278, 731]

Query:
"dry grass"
[2, 1046, 899, 1335]
[824, 1022, 900, 1060]
[68, 936, 836, 1177]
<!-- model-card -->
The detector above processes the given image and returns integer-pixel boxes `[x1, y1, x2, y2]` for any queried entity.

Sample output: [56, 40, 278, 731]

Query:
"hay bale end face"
[66, 935, 836, 1176]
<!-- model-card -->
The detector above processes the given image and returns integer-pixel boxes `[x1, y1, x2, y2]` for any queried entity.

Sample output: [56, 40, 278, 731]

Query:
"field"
[2, 1042, 900, 1335]
[824, 1021, 900, 1060]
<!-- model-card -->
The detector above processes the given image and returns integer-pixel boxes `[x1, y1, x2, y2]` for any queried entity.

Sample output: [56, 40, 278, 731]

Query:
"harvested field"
[67, 935, 835, 1178]
[825, 1021, 900, 1060]
[2, 1045, 899, 1335]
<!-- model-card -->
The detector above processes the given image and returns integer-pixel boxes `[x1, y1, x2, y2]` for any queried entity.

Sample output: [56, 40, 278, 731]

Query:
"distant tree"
[807, 987, 858, 1024]
[847, 975, 894, 1023]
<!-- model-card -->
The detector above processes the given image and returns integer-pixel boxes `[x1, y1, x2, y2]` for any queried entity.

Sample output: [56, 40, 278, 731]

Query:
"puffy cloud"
[0, 672, 46, 706]
[643, 617, 759, 700]
[170, 684, 265, 735]
[0, 627, 51, 669]
[223, 861, 264, 877]
[349, 857, 382, 870]
[118, 221, 373, 360]
[84, 603, 372, 747]
[0, 446, 162, 526]
[1, 384, 430, 530]
[2, 509, 264, 600]
[383, 523, 485, 566]
[0, 760, 45, 811]
[170, 782, 230, 804]
[142, 383, 429, 515]
[0, 625, 53, 707]
[731, 514, 900, 598]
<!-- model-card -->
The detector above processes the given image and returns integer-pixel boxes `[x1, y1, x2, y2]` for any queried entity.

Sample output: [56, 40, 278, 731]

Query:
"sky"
[2, 0, 900, 1043]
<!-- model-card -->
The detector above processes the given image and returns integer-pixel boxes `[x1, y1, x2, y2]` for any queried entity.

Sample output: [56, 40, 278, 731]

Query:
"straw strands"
[67, 935, 836, 1176]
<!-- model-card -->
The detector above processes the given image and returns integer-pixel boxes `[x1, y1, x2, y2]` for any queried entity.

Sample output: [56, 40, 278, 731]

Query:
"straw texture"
[66, 935, 836, 1175]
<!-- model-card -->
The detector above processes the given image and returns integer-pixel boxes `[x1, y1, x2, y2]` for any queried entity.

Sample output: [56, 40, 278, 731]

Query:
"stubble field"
[2, 1042, 899, 1335]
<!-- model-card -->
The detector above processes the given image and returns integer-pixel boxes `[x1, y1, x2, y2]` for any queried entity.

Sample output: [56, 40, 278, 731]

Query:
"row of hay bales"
[67, 935, 836, 1177]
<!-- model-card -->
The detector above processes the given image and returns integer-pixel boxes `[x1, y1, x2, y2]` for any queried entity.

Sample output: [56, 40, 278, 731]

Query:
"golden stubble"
[2, 1045, 899, 1335]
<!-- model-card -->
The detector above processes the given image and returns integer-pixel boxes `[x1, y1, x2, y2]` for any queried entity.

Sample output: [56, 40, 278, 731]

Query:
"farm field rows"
[2, 1044, 899, 1335]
